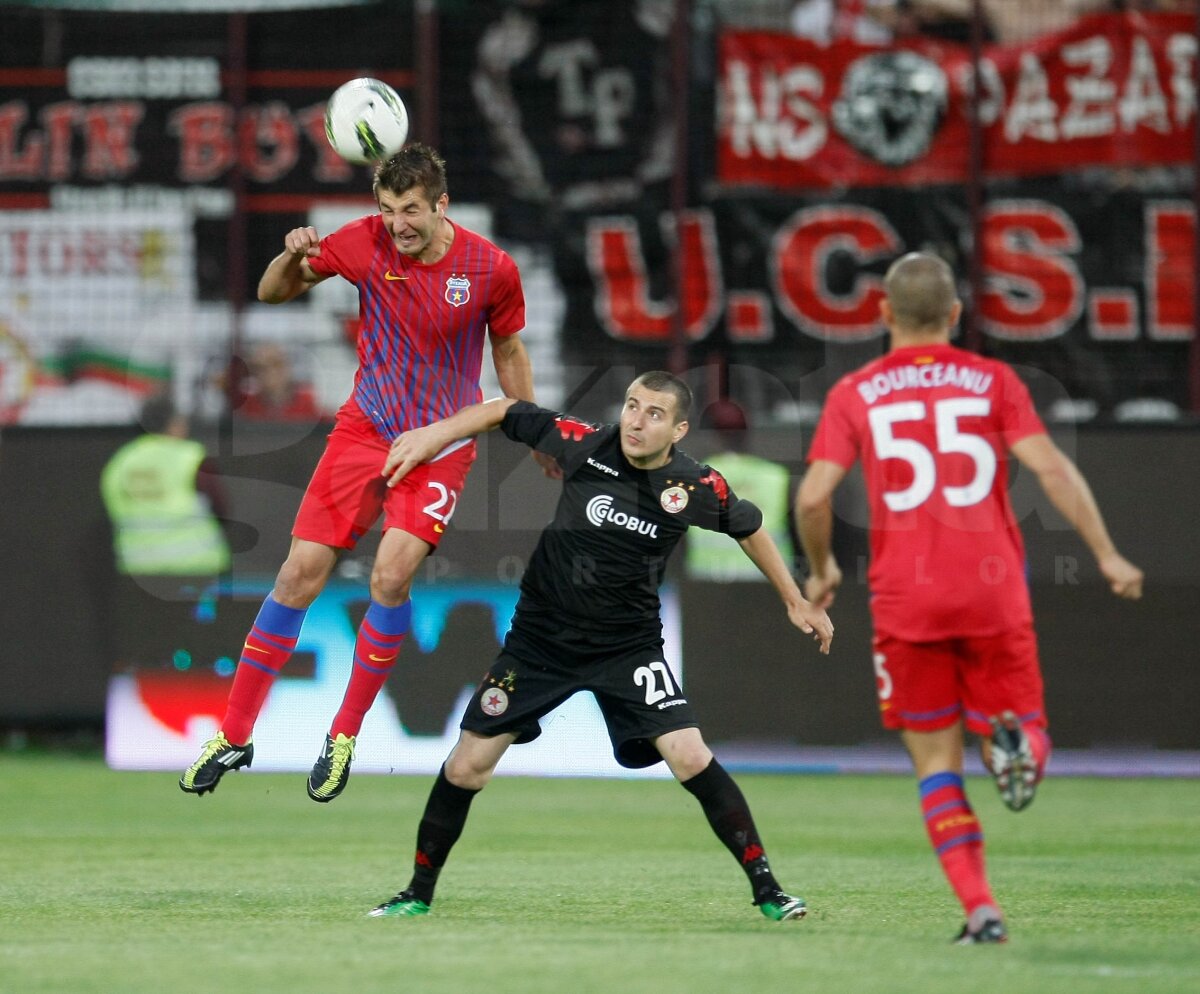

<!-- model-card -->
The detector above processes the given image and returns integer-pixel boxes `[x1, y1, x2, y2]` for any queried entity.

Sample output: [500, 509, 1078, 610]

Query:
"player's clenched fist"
[283, 226, 321, 258]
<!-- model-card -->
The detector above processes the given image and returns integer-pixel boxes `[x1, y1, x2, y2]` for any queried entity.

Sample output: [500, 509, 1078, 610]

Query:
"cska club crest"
[480, 687, 509, 716]
[660, 485, 688, 513]
[444, 274, 471, 307]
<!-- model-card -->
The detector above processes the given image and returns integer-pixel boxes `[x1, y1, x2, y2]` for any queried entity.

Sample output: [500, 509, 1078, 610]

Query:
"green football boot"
[369, 889, 431, 918]
[757, 890, 807, 922]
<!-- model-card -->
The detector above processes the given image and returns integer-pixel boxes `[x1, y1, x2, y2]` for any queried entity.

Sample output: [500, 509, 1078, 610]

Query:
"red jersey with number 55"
[808, 344, 1046, 641]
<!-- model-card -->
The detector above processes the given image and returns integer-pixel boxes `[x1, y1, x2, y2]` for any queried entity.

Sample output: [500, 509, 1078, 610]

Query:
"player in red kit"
[795, 252, 1143, 943]
[182, 143, 551, 803]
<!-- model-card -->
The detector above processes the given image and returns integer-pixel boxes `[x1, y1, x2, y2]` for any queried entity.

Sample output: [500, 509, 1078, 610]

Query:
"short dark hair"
[373, 142, 447, 204]
[629, 371, 692, 423]
[140, 394, 176, 434]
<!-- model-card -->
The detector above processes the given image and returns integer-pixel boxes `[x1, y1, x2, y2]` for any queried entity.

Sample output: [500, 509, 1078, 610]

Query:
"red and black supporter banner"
[0, 6, 413, 212]
[562, 181, 1193, 412]
[718, 11, 1197, 189]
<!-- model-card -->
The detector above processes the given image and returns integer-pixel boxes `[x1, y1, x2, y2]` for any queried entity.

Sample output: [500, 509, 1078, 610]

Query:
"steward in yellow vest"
[100, 397, 231, 576]
[686, 402, 793, 582]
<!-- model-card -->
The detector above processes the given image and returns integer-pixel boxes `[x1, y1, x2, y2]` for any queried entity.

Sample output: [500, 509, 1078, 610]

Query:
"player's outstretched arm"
[1010, 434, 1144, 600]
[737, 528, 834, 654]
[795, 459, 848, 609]
[383, 397, 519, 487]
[258, 226, 327, 303]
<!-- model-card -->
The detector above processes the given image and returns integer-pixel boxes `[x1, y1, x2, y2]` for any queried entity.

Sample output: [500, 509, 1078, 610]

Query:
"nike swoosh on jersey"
[368, 654, 398, 663]
[384, 271, 408, 281]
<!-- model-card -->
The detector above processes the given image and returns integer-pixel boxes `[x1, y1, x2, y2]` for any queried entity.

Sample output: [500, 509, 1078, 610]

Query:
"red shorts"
[872, 626, 1046, 737]
[292, 406, 475, 550]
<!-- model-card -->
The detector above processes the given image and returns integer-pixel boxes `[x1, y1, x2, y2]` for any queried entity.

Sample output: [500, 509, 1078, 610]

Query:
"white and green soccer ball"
[324, 77, 410, 164]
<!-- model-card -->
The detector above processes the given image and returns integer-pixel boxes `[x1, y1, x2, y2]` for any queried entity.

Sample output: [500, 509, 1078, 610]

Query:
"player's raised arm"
[736, 527, 834, 654]
[384, 397, 520, 487]
[257, 226, 328, 303]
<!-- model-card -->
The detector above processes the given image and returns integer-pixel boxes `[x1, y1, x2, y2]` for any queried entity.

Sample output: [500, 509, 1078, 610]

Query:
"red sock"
[221, 597, 305, 744]
[330, 599, 411, 738]
[919, 771, 995, 917]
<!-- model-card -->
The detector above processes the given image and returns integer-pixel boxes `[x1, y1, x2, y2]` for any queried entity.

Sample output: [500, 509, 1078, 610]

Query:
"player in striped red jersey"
[796, 252, 1143, 943]
[181, 143, 554, 803]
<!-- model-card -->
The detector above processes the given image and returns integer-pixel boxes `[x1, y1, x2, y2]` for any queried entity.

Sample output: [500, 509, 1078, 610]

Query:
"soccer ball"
[324, 77, 410, 164]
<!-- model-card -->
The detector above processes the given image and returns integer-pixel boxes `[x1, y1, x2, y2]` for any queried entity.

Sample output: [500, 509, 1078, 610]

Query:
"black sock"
[407, 766, 479, 905]
[681, 757, 780, 902]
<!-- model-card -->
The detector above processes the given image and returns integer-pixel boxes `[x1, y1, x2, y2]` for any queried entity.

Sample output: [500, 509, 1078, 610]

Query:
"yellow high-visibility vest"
[686, 451, 792, 581]
[100, 434, 230, 576]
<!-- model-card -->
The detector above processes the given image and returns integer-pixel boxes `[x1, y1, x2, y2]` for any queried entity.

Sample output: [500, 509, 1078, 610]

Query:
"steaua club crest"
[660, 485, 689, 513]
[480, 687, 509, 717]
[444, 274, 471, 307]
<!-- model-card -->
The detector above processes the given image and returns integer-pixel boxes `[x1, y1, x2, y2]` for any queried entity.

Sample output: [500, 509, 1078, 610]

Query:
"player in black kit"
[369, 371, 833, 922]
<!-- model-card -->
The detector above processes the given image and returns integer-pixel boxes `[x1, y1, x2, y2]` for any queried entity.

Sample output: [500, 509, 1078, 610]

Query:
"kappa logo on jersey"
[698, 470, 730, 507]
[444, 274, 471, 307]
[660, 485, 688, 513]
[555, 415, 598, 442]
[585, 494, 659, 538]
[586, 457, 619, 477]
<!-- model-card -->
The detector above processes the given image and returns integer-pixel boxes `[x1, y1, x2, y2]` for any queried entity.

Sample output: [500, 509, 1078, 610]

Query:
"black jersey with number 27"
[500, 401, 764, 637]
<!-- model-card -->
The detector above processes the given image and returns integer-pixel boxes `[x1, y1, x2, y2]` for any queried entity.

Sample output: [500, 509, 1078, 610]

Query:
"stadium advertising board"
[105, 577, 682, 779]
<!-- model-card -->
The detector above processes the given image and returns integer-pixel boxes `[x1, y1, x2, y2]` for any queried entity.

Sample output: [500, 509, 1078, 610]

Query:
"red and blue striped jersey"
[310, 214, 525, 442]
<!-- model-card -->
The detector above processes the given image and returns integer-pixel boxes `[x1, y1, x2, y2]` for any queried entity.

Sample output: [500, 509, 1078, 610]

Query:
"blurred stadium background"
[0, 0, 1196, 773]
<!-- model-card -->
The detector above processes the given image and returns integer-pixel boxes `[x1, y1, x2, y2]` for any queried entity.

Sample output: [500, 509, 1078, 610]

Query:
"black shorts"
[459, 614, 698, 769]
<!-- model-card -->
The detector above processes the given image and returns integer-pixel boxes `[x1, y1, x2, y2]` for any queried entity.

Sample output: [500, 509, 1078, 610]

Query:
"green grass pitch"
[1, 753, 1197, 994]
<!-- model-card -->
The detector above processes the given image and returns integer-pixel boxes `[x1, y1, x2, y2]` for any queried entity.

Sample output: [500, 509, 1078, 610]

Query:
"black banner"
[2, 3, 1193, 415]
[0, 5, 414, 207]
[555, 180, 1194, 416]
